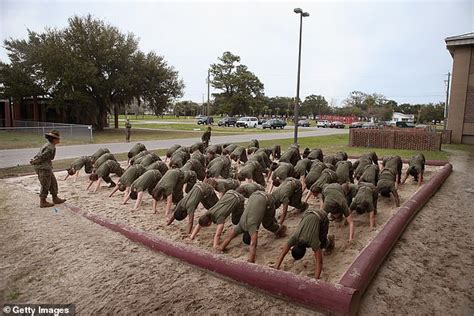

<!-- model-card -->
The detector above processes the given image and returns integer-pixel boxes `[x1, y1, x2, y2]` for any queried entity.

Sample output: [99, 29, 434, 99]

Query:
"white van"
[236, 116, 258, 128]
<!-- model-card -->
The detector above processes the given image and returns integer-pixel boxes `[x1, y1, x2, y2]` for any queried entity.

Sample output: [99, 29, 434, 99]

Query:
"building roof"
[446, 32, 474, 56]
[393, 112, 414, 118]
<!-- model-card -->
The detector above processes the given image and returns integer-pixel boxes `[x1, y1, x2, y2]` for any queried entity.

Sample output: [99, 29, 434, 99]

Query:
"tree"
[265, 96, 293, 117]
[418, 103, 444, 124]
[301, 94, 331, 119]
[173, 100, 200, 117]
[1, 15, 184, 130]
[210, 52, 264, 116]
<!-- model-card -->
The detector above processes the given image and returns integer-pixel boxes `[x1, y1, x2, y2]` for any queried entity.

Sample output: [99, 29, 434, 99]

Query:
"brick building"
[445, 32, 474, 144]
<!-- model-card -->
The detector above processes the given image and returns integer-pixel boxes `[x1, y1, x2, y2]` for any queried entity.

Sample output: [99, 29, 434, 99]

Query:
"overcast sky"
[1, 0, 472, 106]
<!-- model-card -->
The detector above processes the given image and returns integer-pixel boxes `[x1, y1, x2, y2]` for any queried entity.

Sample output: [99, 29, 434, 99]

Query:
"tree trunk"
[114, 104, 119, 129]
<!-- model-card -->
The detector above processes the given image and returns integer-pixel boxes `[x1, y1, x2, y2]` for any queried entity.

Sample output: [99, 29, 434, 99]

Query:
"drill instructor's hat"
[45, 129, 61, 139]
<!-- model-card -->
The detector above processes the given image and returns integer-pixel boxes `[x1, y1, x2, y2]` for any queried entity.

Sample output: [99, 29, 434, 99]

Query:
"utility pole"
[202, 94, 205, 115]
[207, 69, 211, 116]
[293, 8, 309, 145]
[444, 72, 451, 131]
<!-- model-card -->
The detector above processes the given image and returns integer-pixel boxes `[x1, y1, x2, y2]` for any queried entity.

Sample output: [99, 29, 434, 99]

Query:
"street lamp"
[293, 8, 309, 145]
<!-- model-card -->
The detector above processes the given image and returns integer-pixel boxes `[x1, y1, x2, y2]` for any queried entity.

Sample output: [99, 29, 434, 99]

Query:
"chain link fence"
[0, 120, 93, 142]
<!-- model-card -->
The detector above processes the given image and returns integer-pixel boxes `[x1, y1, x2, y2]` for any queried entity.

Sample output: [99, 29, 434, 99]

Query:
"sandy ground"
[360, 150, 474, 315]
[2, 161, 438, 284]
[1, 153, 473, 314]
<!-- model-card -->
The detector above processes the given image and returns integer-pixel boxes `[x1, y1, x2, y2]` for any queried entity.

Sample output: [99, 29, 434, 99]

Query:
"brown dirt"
[360, 149, 474, 314]
[0, 153, 472, 314]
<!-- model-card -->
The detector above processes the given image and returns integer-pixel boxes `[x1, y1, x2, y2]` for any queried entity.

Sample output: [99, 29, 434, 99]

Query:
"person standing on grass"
[202, 126, 212, 148]
[125, 119, 132, 143]
[30, 129, 66, 208]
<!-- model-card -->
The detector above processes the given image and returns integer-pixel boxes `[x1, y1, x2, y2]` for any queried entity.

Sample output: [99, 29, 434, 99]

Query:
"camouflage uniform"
[146, 161, 169, 175]
[96, 160, 124, 185]
[335, 160, 353, 184]
[119, 165, 147, 187]
[359, 164, 380, 185]
[322, 183, 350, 217]
[234, 191, 279, 235]
[307, 148, 323, 162]
[407, 153, 425, 180]
[248, 139, 259, 149]
[236, 182, 265, 198]
[174, 182, 218, 217]
[305, 160, 327, 189]
[214, 178, 241, 194]
[128, 143, 147, 159]
[125, 121, 132, 142]
[279, 146, 301, 165]
[272, 178, 305, 210]
[230, 146, 248, 163]
[70, 156, 93, 174]
[350, 182, 378, 214]
[31, 141, 58, 198]
[131, 170, 163, 193]
[94, 153, 116, 170]
[238, 161, 266, 186]
[166, 144, 182, 159]
[272, 162, 295, 182]
[287, 209, 330, 250]
[294, 158, 312, 178]
[90, 148, 110, 163]
[309, 169, 338, 194]
[201, 130, 211, 148]
[203, 190, 245, 225]
[181, 158, 206, 181]
[207, 156, 231, 178]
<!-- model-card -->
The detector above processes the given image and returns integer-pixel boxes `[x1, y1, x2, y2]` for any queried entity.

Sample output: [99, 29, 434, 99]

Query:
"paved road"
[0, 128, 348, 168]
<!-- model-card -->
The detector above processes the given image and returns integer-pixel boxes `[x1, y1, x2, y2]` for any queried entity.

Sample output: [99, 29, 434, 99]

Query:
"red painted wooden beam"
[66, 203, 360, 315]
[339, 163, 453, 293]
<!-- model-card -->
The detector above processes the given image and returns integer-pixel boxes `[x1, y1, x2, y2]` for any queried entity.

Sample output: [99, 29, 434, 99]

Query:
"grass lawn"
[129, 123, 287, 134]
[1, 133, 460, 179]
[119, 114, 197, 122]
[256, 134, 450, 161]
[0, 128, 233, 150]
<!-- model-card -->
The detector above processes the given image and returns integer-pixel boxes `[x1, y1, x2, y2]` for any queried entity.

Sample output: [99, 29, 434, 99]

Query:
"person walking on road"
[125, 119, 132, 143]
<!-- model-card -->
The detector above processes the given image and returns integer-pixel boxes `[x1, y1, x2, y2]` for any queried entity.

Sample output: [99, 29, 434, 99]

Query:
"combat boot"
[52, 195, 66, 204]
[40, 197, 54, 208]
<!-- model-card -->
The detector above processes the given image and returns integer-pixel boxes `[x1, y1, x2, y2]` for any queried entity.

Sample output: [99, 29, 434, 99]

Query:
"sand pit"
[3, 160, 441, 285]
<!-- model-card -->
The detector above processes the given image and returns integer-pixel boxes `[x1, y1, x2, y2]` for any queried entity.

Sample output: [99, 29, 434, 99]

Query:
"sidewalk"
[0, 129, 348, 168]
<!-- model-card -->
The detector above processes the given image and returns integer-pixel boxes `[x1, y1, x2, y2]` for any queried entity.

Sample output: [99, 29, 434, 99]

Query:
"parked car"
[236, 116, 259, 128]
[362, 122, 377, 129]
[262, 119, 287, 129]
[396, 121, 416, 128]
[330, 121, 345, 128]
[218, 117, 237, 127]
[316, 120, 330, 128]
[349, 121, 364, 128]
[197, 116, 214, 125]
[415, 124, 428, 130]
[297, 119, 310, 127]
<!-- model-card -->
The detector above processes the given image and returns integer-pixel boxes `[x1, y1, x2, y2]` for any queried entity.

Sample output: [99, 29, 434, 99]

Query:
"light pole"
[293, 8, 309, 145]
